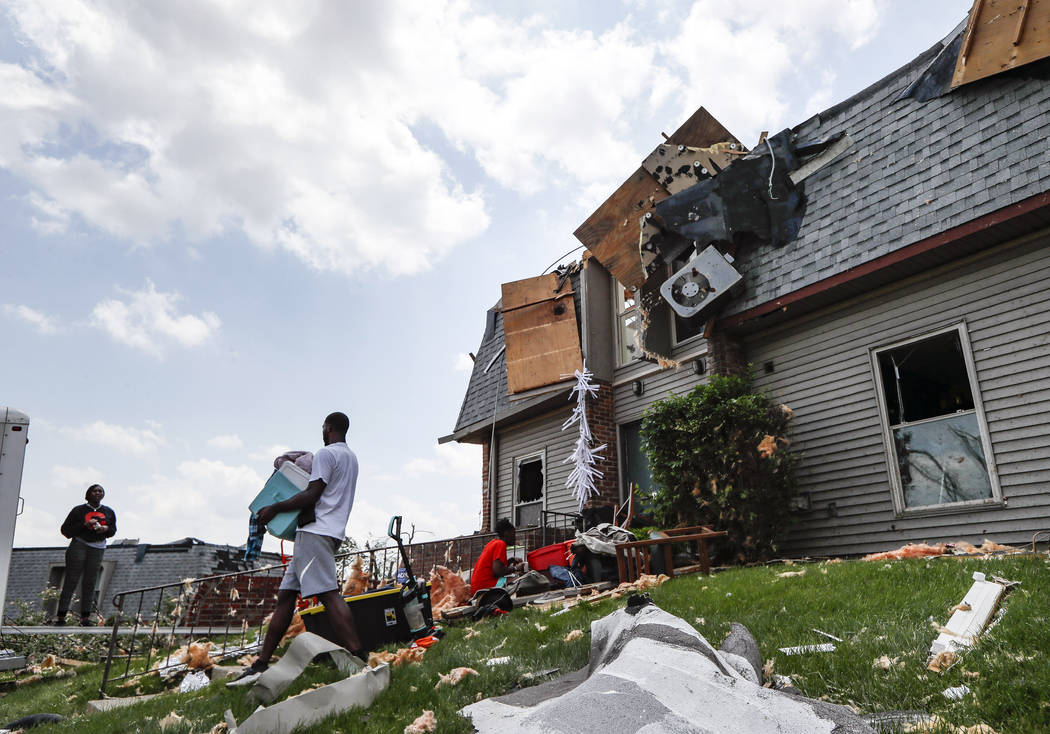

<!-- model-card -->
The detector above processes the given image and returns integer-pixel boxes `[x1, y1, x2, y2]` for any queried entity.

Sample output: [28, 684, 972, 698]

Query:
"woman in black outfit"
[54, 484, 117, 626]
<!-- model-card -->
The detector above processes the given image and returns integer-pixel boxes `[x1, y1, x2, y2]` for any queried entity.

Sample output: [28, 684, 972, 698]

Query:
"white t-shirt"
[300, 442, 358, 540]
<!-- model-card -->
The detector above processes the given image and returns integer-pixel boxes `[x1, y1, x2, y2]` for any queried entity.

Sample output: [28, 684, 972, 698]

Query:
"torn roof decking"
[448, 270, 583, 442]
[952, 0, 1050, 88]
[724, 22, 1050, 324]
[573, 107, 741, 290]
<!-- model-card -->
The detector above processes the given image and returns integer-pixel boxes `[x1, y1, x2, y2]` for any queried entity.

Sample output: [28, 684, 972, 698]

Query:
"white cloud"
[454, 353, 475, 372]
[90, 280, 220, 357]
[49, 464, 105, 490]
[374, 442, 479, 482]
[3, 304, 61, 334]
[120, 459, 267, 544]
[1, 1, 886, 276]
[659, 0, 883, 145]
[207, 434, 244, 451]
[65, 420, 164, 455]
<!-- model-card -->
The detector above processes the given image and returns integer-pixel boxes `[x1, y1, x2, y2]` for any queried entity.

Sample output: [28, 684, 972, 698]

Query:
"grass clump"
[1, 554, 1047, 733]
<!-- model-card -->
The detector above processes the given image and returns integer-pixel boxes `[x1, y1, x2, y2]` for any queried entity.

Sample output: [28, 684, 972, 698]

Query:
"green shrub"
[640, 373, 799, 562]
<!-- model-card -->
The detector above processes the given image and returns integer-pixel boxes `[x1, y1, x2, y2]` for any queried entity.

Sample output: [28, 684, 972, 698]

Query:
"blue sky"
[1, 0, 972, 552]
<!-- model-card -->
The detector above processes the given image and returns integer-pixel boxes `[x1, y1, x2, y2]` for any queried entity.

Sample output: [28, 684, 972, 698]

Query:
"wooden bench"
[614, 525, 727, 583]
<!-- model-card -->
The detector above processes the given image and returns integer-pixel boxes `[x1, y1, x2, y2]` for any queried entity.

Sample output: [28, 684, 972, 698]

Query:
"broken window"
[615, 282, 642, 366]
[515, 453, 544, 527]
[871, 325, 1001, 513]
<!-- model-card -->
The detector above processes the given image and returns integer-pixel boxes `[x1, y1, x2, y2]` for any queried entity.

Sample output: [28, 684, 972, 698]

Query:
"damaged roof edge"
[440, 387, 573, 445]
[794, 27, 950, 132]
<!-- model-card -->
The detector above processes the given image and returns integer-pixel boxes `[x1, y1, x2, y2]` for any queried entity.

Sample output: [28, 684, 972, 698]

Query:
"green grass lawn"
[2, 554, 1048, 733]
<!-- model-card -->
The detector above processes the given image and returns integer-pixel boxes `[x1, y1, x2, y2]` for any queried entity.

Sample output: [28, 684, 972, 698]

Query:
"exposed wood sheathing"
[952, 0, 1050, 87]
[573, 107, 739, 290]
[501, 274, 582, 394]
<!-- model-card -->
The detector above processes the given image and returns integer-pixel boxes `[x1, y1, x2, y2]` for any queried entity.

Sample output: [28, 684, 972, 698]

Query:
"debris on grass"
[485, 657, 510, 666]
[429, 566, 471, 615]
[901, 715, 998, 733]
[564, 629, 584, 642]
[435, 667, 478, 688]
[159, 711, 184, 730]
[342, 556, 371, 596]
[778, 643, 835, 655]
[534, 623, 548, 632]
[929, 572, 1013, 663]
[368, 646, 424, 668]
[943, 685, 971, 701]
[464, 627, 479, 640]
[812, 629, 843, 642]
[183, 641, 217, 670]
[864, 543, 948, 561]
[180, 670, 210, 692]
[927, 650, 957, 673]
[873, 655, 903, 671]
[404, 709, 437, 733]
[777, 569, 806, 578]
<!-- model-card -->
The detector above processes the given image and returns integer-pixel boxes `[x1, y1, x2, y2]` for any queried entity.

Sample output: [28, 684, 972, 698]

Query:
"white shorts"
[278, 530, 341, 598]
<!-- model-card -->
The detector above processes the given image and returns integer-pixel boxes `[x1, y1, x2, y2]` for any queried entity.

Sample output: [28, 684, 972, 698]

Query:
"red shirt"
[471, 538, 507, 591]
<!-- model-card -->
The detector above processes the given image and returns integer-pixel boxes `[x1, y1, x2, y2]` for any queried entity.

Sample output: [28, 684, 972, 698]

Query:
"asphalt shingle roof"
[727, 30, 1050, 315]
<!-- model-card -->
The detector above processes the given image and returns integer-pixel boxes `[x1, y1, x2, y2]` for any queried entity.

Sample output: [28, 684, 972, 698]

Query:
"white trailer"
[0, 407, 29, 628]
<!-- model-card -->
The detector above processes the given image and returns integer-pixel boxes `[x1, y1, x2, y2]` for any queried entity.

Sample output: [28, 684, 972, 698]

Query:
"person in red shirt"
[471, 519, 523, 592]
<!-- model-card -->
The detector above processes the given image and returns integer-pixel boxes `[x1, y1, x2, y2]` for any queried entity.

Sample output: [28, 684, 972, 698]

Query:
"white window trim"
[869, 322, 1003, 518]
[613, 277, 641, 368]
[513, 449, 547, 527]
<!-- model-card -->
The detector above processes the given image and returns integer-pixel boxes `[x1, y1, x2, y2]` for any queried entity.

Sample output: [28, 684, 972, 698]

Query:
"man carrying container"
[239, 411, 362, 681]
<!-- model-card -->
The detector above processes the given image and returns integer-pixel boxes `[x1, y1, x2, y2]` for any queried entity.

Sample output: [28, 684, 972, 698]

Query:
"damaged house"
[443, 6, 1050, 557]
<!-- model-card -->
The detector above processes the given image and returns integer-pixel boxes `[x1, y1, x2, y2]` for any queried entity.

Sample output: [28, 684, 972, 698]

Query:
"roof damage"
[501, 270, 583, 395]
[449, 2, 1050, 439]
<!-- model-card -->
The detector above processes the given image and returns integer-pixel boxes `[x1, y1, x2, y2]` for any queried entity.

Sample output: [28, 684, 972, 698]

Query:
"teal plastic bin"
[249, 463, 309, 541]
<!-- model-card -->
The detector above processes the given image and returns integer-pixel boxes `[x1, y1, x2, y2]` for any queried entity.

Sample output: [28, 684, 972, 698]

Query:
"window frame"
[869, 322, 1003, 517]
[613, 279, 641, 367]
[513, 450, 547, 527]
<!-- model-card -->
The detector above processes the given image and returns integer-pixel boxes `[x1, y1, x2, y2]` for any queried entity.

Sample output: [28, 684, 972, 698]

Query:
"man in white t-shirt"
[243, 411, 362, 678]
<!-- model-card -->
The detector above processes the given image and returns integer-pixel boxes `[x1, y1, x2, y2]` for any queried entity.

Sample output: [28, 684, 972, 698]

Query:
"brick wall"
[480, 440, 491, 533]
[585, 381, 620, 511]
[4, 542, 281, 622]
[708, 327, 748, 376]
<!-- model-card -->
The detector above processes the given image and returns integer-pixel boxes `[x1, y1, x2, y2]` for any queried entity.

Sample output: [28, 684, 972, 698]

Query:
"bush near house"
[640, 373, 798, 562]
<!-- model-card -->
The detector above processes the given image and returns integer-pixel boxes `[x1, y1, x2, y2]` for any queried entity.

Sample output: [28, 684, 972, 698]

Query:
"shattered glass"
[894, 413, 992, 508]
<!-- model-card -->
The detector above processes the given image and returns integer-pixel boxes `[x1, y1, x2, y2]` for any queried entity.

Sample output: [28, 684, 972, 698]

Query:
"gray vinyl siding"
[494, 407, 578, 524]
[614, 365, 709, 425]
[744, 230, 1050, 557]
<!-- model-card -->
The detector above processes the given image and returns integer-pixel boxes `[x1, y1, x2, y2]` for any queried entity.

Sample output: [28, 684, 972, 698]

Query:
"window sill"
[894, 496, 1005, 519]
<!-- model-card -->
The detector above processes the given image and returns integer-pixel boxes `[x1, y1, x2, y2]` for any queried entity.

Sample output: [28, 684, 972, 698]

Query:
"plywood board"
[952, 0, 1050, 87]
[573, 107, 739, 290]
[501, 274, 582, 394]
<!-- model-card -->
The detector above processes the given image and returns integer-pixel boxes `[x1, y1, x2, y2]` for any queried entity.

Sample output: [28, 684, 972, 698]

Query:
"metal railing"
[540, 510, 582, 546]
[97, 532, 505, 696]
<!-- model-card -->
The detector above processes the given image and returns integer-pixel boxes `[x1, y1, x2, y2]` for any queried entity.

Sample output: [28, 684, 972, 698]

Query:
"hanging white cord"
[766, 138, 778, 200]
[561, 362, 607, 512]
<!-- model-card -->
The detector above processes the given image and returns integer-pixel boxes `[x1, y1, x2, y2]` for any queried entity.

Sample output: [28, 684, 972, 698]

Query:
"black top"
[60, 503, 117, 544]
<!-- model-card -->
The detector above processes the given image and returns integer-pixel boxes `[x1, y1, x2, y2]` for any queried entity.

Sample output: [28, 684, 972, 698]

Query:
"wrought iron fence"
[98, 533, 502, 696]
[97, 525, 575, 696]
[540, 510, 582, 546]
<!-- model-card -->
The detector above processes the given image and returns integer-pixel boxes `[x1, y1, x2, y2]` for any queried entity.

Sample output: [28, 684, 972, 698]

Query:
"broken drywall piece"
[246, 631, 363, 705]
[225, 663, 390, 734]
[778, 643, 836, 655]
[928, 572, 1009, 659]
[485, 656, 511, 666]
